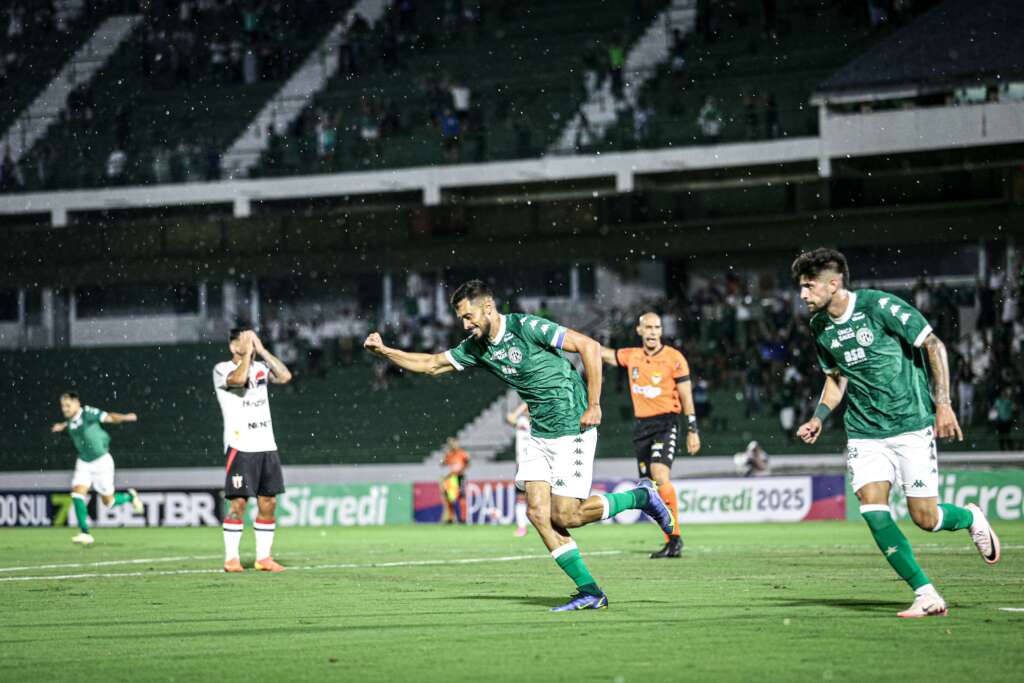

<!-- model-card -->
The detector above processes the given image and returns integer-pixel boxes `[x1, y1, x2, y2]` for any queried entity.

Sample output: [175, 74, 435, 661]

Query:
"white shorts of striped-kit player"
[71, 454, 116, 496]
[847, 427, 938, 498]
[515, 429, 597, 500]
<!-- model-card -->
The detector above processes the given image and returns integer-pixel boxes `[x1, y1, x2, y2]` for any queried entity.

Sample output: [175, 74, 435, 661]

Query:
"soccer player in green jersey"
[51, 392, 143, 545]
[364, 280, 675, 611]
[792, 248, 1001, 618]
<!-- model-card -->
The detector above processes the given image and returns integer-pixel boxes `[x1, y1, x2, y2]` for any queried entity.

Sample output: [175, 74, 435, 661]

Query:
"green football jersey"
[66, 405, 111, 462]
[810, 289, 935, 439]
[446, 314, 589, 439]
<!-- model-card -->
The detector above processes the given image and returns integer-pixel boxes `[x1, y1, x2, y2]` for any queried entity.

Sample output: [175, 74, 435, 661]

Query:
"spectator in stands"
[440, 109, 461, 162]
[582, 43, 601, 97]
[209, 34, 228, 83]
[152, 144, 172, 184]
[300, 317, 327, 378]
[450, 79, 471, 123]
[764, 93, 780, 138]
[106, 148, 128, 185]
[204, 141, 221, 181]
[992, 386, 1017, 451]
[316, 111, 337, 164]
[359, 103, 381, 164]
[669, 28, 687, 74]
[243, 44, 258, 85]
[633, 101, 654, 147]
[697, 95, 723, 143]
[956, 359, 976, 427]
[608, 34, 626, 100]
[742, 92, 759, 140]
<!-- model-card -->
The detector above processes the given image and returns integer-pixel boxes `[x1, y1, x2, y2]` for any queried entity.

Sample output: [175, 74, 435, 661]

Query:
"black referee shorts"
[632, 413, 680, 478]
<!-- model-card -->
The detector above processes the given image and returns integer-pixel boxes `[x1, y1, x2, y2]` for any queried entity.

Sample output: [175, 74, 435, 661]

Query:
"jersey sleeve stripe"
[913, 324, 933, 348]
[444, 349, 465, 371]
[552, 327, 567, 349]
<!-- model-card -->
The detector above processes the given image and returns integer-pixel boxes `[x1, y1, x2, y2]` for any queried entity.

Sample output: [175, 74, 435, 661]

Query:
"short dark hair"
[449, 279, 493, 308]
[229, 325, 253, 341]
[61, 391, 79, 401]
[791, 248, 850, 287]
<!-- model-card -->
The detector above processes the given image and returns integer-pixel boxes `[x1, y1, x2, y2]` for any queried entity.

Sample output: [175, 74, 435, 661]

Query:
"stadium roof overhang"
[812, 0, 1024, 106]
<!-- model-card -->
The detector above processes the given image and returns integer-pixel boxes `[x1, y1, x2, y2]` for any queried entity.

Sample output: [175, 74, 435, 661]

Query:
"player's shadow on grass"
[765, 597, 905, 612]
[445, 595, 668, 608]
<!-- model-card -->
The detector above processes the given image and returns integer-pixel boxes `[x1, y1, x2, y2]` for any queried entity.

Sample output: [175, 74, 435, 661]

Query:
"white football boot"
[966, 503, 1001, 565]
[71, 532, 95, 545]
[897, 591, 947, 618]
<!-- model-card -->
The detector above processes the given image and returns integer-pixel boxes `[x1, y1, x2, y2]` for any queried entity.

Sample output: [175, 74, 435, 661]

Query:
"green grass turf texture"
[2, 522, 1022, 682]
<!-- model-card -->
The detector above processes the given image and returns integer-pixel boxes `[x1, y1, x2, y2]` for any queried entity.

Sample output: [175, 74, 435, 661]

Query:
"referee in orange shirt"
[601, 312, 700, 558]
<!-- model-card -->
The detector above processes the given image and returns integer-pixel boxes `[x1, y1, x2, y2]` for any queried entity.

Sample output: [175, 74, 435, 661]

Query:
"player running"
[51, 392, 143, 545]
[364, 280, 675, 611]
[601, 312, 701, 558]
[792, 248, 1000, 618]
[214, 327, 293, 573]
[506, 402, 531, 537]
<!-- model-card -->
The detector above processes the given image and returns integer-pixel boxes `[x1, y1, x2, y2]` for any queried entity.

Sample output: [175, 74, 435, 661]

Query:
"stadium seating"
[594, 0, 893, 150]
[17, 2, 352, 191]
[253, 0, 669, 176]
[0, 6, 112, 137]
[0, 343, 505, 471]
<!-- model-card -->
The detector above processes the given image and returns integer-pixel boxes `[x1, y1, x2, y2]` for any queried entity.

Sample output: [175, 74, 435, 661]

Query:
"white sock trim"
[550, 540, 578, 560]
[914, 583, 939, 598]
[859, 504, 890, 514]
[71, 492, 88, 501]
[600, 495, 611, 520]
[930, 506, 944, 532]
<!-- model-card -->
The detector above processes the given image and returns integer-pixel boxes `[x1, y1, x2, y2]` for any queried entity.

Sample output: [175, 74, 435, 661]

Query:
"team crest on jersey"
[651, 373, 662, 385]
[856, 328, 874, 347]
[508, 346, 523, 364]
[232, 474, 243, 489]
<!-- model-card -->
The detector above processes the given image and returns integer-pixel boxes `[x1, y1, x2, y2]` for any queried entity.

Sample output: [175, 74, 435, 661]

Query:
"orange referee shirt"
[444, 448, 469, 475]
[616, 346, 691, 418]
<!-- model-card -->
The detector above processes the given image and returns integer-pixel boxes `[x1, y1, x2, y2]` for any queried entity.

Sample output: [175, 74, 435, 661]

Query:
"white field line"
[0, 550, 622, 583]
[998, 607, 1024, 612]
[0, 555, 221, 573]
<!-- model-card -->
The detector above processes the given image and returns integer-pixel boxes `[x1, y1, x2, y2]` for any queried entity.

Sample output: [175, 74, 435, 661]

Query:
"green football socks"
[113, 491, 134, 506]
[71, 493, 89, 533]
[551, 541, 600, 596]
[861, 505, 930, 590]
[934, 503, 974, 531]
[600, 486, 650, 519]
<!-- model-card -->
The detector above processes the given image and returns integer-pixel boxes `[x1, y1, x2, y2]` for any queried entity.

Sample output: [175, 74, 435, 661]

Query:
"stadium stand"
[14, 1, 351, 191]
[0, 343, 505, 471]
[249, 0, 671, 175]
[0, 2, 112, 139]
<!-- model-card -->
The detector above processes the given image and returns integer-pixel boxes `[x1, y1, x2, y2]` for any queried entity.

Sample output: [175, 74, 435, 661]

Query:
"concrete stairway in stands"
[220, 0, 392, 178]
[0, 14, 142, 163]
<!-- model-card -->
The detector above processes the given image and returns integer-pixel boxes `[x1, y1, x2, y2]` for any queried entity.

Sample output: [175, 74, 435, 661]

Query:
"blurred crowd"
[604, 270, 1023, 450]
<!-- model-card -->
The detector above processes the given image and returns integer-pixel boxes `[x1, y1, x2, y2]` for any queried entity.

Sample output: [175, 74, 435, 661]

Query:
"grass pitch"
[2, 522, 1022, 682]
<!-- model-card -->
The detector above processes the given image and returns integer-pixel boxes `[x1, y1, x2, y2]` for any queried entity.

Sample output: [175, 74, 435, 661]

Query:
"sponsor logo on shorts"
[912, 479, 926, 488]
[232, 474, 243, 489]
[555, 479, 566, 487]
[856, 328, 874, 347]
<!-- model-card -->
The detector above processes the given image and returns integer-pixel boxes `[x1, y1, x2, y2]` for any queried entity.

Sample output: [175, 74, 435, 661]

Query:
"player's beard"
[478, 317, 492, 341]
